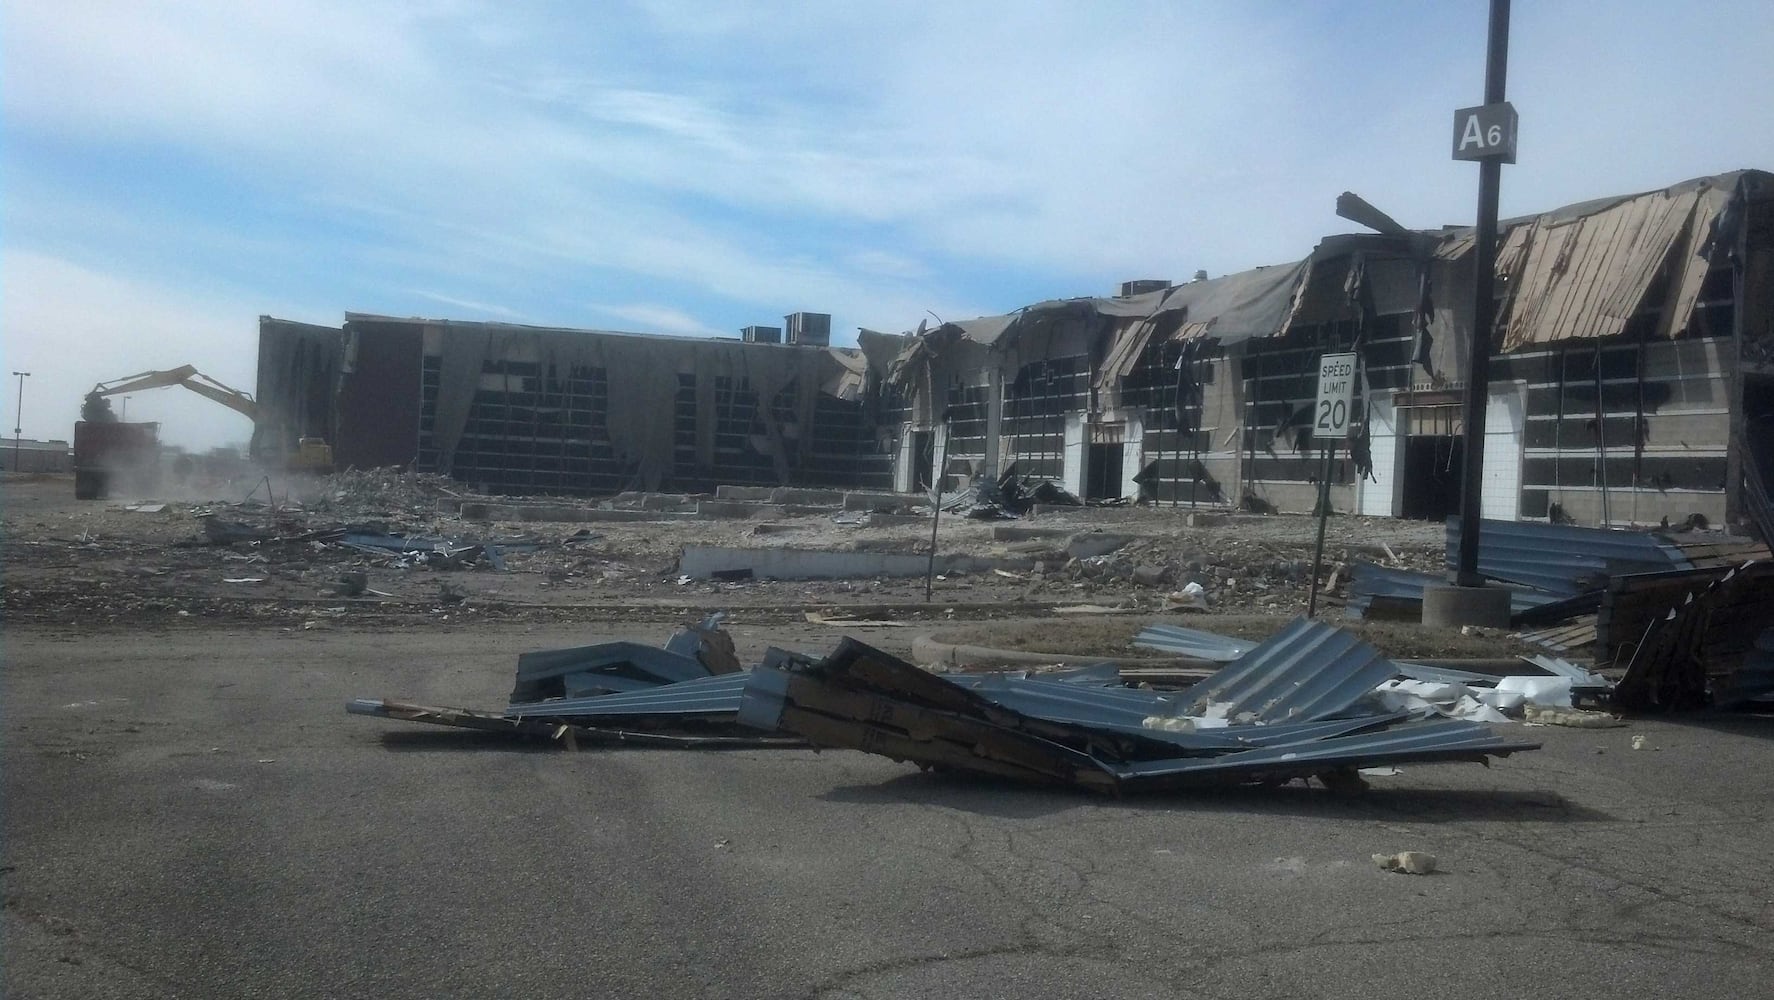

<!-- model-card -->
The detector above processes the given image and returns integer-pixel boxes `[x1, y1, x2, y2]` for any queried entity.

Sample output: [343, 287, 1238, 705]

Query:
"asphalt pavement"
[5, 624, 1772, 999]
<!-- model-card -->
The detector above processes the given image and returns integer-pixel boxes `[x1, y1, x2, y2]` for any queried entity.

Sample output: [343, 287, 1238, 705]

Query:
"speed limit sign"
[1314, 353, 1357, 439]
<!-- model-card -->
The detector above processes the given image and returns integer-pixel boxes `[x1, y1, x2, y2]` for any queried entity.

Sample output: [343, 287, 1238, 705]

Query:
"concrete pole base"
[1421, 584, 1512, 629]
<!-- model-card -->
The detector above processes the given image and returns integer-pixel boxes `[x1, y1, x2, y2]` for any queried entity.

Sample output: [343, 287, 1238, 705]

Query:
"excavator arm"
[89, 366, 259, 421]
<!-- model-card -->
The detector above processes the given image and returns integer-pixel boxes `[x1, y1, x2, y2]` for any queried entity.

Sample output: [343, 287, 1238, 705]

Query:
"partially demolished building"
[256, 169, 1774, 527]
[887, 170, 1774, 529]
[255, 314, 902, 495]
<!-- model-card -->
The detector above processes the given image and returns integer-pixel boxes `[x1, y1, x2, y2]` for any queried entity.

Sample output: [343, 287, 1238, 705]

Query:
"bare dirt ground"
[8, 471, 1772, 999]
[0, 470, 1449, 635]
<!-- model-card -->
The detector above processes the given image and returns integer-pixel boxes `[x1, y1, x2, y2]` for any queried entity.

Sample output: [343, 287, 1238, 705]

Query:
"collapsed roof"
[889, 169, 1772, 393]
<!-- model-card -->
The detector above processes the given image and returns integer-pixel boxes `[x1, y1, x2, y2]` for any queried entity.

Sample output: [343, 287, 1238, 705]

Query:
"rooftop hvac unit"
[784, 312, 832, 347]
[741, 325, 783, 344]
[1118, 279, 1172, 297]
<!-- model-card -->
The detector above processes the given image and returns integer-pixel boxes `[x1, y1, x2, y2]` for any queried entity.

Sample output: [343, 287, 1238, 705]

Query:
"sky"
[4, 1, 1772, 451]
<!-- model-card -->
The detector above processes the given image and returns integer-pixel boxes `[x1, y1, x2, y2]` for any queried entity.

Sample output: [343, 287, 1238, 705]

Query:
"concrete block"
[459, 502, 694, 524]
[863, 512, 927, 527]
[991, 525, 1069, 541]
[696, 500, 764, 519]
[769, 487, 847, 505]
[1066, 533, 1135, 559]
[1185, 512, 1227, 528]
[678, 545, 1032, 580]
[713, 485, 776, 501]
[843, 491, 915, 513]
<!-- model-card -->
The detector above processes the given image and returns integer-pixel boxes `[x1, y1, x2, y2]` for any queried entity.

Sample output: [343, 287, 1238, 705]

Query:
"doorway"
[910, 431, 935, 493]
[1401, 434, 1464, 520]
[1086, 442, 1124, 500]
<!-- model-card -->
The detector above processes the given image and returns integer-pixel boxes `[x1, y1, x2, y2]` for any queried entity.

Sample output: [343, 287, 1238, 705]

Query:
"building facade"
[256, 315, 902, 495]
[880, 171, 1773, 530]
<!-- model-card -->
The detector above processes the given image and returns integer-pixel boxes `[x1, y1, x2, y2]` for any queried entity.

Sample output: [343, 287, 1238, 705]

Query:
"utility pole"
[11, 371, 29, 473]
[1454, 0, 1513, 586]
[1426, 0, 1517, 627]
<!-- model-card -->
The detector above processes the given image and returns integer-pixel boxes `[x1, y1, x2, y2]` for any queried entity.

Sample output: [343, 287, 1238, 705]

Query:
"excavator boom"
[89, 366, 259, 420]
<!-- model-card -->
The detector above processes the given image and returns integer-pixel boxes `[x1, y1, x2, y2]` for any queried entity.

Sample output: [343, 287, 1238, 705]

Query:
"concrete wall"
[0, 441, 72, 473]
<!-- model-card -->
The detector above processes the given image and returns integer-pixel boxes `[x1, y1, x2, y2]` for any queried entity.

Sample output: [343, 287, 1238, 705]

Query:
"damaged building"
[885, 170, 1774, 529]
[254, 169, 1774, 529]
[255, 313, 903, 495]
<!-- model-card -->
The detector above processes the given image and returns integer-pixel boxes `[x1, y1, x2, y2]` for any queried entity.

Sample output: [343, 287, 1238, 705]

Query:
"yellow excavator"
[83, 366, 333, 472]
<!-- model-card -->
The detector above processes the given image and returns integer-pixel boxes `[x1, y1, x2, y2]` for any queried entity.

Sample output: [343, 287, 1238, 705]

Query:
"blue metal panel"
[1346, 561, 1561, 618]
[508, 672, 751, 718]
[1445, 517, 1691, 596]
[737, 665, 792, 731]
[1115, 718, 1540, 780]
[1132, 625, 1256, 662]
[1174, 618, 1397, 723]
[1713, 627, 1774, 707]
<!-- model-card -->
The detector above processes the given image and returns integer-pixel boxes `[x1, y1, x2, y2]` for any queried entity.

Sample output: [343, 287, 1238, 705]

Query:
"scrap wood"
[346, 699, 803, 749]
[804, 610, 909, 627]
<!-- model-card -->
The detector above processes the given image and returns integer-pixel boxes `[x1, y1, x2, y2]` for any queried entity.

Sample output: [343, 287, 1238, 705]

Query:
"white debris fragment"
[1522, 704, 1628, 728]
[1373, 851, 1438, 875]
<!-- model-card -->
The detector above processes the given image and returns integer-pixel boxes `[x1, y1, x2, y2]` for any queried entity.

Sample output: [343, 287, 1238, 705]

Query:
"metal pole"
[11, 371, 29, 473]
[924, 426, 945, 603]
[1455, 0, 1510, 586]
[1307, 445, 1335, 617]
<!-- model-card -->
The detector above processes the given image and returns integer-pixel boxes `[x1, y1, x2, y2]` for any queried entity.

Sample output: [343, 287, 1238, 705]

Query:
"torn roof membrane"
[888, 169, 1771, 394]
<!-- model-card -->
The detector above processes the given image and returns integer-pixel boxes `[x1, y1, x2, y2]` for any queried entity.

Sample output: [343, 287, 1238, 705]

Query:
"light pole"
[11, 371, 30, 473]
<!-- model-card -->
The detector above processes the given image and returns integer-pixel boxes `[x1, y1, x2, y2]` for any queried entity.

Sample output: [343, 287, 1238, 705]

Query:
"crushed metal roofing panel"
[1173, 618, 1397, 723]
[1444, 518, 1691, 597]
[508, 671, 752, 718]
[1713, 628, 1774, 707]
[510, 641, 711, 704]
[347, 698, 798, 749]
[1345, 561, 1564, 619]
[741, 637, 1538, 793]
[1132, 624, 1256, 662]
[1115, 719, 1540, 781]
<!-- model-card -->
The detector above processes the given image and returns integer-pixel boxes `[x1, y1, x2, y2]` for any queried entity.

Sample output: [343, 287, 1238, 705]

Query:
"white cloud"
[2, 0, 1770, 444]
[0, 249, 323, 451]
[589, 303, 724, 338]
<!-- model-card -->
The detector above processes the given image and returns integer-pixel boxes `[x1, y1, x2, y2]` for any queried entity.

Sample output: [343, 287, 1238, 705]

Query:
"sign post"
[1452, 0, 1513, 589]
[1307, 352, 1357, 617]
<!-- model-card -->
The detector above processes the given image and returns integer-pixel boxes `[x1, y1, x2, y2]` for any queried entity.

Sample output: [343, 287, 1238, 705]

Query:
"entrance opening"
[910, 431, 935, 493]
[1086, 442, 1124, 501]
[1400, 435, 1465, 520]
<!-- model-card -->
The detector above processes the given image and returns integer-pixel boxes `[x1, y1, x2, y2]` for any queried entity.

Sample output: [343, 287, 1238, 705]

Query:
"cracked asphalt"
[5, 623, 1773, 999]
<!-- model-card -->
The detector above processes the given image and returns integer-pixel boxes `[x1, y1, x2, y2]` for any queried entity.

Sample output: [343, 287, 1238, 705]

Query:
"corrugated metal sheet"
[509, 641, 711, 703]
[739, 637, 1539, 793]
[1173, 618, 1398, 723]
[508, 672, 751, 718]
[1115, 719, 1540, 782]
[1346, 561, 1565, 619]
[1713, 628, 1774, 707]
[1133, 624, 1256, 662]
[1445, 517, 1691, 597]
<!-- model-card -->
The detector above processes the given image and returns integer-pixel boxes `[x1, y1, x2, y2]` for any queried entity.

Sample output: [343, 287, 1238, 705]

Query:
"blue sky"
[4, 0, 1772, 450]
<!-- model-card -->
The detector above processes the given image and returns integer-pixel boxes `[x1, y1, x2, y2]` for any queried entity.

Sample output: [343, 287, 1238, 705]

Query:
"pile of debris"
[1342, 517, 1773, 711]
[350, 614, 1546, 795]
